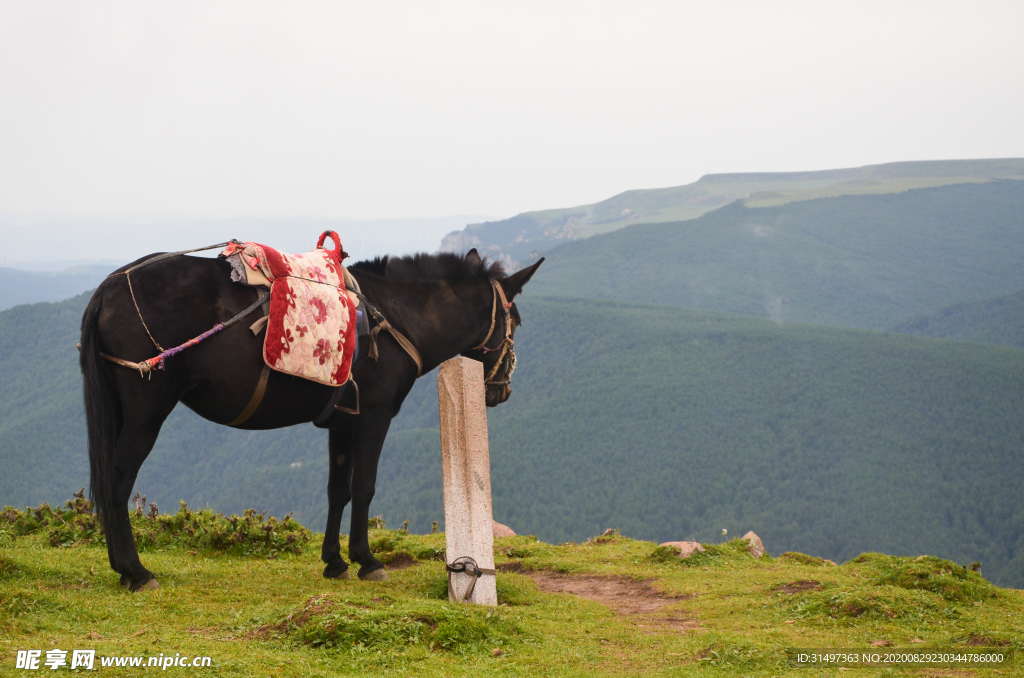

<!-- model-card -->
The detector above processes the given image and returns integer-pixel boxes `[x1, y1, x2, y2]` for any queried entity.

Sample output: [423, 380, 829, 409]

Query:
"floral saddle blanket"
[220, 233, 357, 387]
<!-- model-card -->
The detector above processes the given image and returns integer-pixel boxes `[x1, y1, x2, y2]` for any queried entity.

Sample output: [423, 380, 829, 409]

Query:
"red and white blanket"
[221, 237, 357, 387]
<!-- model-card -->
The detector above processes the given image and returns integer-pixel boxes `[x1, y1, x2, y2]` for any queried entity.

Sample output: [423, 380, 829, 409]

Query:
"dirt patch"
[526, 572, 698, 631]
[773, 580, 822, 594]
[382, 551, 419, 570]
[966, 635, 1010, 647]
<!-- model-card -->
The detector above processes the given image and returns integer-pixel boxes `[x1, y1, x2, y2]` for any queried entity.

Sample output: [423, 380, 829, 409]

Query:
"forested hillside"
[892, 289, 1024, 348]
[526, 181, 1024, 332]
[2, 293, 1022, 587]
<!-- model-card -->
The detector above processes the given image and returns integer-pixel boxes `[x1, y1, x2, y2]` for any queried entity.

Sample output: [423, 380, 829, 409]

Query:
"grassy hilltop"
[1, 504, 1021, 677]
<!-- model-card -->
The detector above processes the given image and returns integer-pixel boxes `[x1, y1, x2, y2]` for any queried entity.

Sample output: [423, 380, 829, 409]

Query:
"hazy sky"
[1, 1, 1022, 221]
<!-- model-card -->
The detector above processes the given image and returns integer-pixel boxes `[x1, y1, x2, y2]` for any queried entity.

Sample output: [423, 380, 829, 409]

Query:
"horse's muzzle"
[485, 383, 512, 407]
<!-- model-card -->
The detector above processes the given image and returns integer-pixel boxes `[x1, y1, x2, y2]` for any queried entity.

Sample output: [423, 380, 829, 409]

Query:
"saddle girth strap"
[227, 364, 271, 427]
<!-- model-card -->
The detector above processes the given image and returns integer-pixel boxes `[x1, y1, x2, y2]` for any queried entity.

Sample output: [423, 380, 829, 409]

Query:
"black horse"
[79, 244, 542, 591]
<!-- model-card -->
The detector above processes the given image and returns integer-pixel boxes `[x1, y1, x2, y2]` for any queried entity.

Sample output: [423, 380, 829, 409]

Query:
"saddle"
[221, 232, 358, 388]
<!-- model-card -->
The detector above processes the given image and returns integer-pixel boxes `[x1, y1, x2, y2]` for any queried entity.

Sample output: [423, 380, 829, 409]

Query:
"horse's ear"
[500, 258, 544, 299]
[466, 248, 481, 266]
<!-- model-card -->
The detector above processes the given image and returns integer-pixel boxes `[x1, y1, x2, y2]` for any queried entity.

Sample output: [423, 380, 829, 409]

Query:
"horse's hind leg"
[322, 428, 354, 579]
[104, 407, 170, 591]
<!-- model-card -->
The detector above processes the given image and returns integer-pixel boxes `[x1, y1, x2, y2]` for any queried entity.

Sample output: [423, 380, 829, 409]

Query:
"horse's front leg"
[321, 428, 354, 579]
[347, 410, 393, 580]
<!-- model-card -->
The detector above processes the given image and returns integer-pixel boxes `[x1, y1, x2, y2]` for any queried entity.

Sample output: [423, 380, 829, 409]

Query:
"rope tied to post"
[445, 556, 496, 602]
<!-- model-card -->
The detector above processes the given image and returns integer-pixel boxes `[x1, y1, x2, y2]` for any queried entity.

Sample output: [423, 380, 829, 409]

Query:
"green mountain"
[526, 180, 1024, 331]
[891, 289, 1024, 349]
[440, 158, 1024, 266]
[2, 293, 1022, 587]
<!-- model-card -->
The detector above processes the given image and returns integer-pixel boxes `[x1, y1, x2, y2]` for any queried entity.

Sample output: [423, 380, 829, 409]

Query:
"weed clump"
[1, 493, 103, 546]
[138, 503, 311, 557]
[850, 553, 996, 602]
[2, 494, 311, 557]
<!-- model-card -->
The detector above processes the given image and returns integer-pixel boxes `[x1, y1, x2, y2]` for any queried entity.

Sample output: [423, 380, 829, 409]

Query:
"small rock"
[660, 541, 706, 558]
[492, 648, 503, 657]
[742, 531, 765, 558]
[870, 640, 892, 647]
[492, 521, 516, 538]
[88, 631, 103, 640]
[910, 639, 924, 643]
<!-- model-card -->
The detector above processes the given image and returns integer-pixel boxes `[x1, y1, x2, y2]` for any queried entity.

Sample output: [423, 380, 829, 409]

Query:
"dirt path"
[525, 571, 699, 631]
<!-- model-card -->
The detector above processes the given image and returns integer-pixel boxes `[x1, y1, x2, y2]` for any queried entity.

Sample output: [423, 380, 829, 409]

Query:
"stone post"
[438, 357, 497, 605]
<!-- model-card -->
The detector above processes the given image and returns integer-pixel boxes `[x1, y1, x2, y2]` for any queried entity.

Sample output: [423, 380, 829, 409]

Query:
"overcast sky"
[1, 0, 1022, 222]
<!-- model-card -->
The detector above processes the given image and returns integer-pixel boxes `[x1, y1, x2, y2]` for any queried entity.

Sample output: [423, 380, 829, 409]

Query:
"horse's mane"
[349, 252, 506, 283]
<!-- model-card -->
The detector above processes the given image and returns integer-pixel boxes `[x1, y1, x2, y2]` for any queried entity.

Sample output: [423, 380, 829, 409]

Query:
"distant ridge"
[526, 180, 1024, 331]
[440, 158, 1024, 267]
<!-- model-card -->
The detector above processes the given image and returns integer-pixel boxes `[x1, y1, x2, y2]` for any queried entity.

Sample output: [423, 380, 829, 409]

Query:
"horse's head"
[461, 251, 544, 407]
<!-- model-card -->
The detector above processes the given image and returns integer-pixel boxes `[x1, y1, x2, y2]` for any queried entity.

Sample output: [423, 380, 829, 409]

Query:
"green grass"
[2, 512, 1021, 677]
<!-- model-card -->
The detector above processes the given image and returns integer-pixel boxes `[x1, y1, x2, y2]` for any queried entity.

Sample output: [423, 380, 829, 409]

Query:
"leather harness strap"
[98, 292, 270, 378]
[227, 364, 271, 426]
[349, 288, 423, 378]
[445, 557, 496, 602]
[473, 279, 517, 386]
[473, 280, 512, 352]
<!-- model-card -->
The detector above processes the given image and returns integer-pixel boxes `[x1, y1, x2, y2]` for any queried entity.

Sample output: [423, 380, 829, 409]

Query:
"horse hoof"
[359, 568, 388, 582]
[140, 579, 160, 591]
[329, 570, 351, 580]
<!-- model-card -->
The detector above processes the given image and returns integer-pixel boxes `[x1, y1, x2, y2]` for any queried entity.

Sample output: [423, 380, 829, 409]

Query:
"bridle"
[473, 279, 518, 386]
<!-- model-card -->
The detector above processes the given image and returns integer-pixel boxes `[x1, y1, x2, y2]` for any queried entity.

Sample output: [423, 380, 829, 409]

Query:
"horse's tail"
[80, 290, 122, 520]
